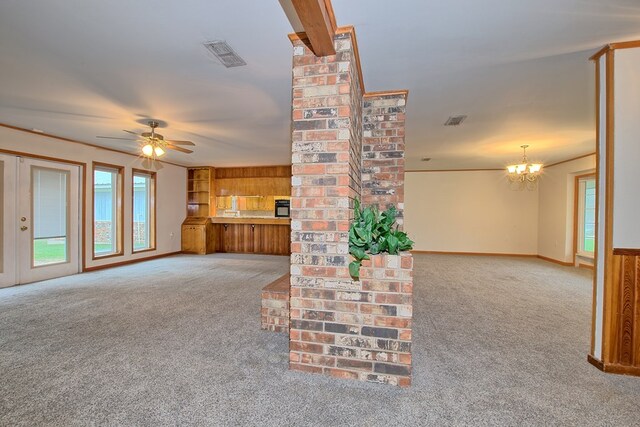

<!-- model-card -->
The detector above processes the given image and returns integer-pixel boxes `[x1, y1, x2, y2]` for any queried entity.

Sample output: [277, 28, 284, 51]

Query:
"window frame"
[131, 168, 156, 253]
[92, 162, 124, 260]
[574, 173, 596, 260]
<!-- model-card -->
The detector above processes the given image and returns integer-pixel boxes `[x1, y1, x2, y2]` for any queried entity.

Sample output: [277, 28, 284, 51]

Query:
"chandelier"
[506, 145, 542, 189]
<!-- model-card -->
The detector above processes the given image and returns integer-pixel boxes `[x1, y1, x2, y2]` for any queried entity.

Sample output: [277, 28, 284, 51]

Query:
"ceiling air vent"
[444, 115, 467, 126]
[204, 40, 246, 68]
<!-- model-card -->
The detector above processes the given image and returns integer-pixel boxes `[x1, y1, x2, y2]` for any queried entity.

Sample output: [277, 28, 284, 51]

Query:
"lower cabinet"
[215, 223, 290, 255]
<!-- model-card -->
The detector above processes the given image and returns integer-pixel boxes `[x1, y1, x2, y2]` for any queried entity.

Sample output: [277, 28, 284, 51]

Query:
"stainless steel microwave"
[275, 199, 290, 217]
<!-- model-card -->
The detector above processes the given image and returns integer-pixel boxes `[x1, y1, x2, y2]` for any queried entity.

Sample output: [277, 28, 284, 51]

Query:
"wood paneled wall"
[214, 166, 291, 196]
[604, 249, 640, 372]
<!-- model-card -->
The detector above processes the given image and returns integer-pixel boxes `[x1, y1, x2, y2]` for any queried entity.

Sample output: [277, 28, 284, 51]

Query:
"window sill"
[92, 252, 124, 261]
[132, 247, 156, 254]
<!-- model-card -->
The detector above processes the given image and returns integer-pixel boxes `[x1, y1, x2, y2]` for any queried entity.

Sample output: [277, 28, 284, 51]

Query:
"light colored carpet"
[0, 253, 638, 426]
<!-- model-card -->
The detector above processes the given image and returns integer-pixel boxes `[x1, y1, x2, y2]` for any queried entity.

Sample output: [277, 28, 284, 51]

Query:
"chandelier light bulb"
[506, 145, 543, 190]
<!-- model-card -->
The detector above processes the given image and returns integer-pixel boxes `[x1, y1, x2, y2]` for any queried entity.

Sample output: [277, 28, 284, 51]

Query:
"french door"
[0, 154, 80, 287]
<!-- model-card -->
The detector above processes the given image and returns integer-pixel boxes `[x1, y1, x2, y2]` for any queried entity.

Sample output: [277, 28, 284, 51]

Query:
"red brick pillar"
[289, 28, 412, 387]
[289, 27, 364, 376]
[361, 92, 407, 228]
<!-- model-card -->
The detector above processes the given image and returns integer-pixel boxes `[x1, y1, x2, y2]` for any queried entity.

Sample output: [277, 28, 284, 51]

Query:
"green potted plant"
[348, 200, 414, 279]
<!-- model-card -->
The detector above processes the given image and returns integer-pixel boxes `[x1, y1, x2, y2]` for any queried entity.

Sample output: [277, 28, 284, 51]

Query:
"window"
[577, 176, 596, 257]
[132, 169, 156, 252]
[93, 163, 123, 258]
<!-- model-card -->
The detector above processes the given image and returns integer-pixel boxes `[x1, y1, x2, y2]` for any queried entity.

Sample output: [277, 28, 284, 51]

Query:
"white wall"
[0, 126, 186, 270]
[613, 48, 640, 248]
[537, 155, 596, 263]
[405, 171, 539, 254]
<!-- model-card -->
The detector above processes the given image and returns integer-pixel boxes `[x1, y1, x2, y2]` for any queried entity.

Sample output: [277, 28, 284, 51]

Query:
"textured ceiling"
[1, 1, 640, 168]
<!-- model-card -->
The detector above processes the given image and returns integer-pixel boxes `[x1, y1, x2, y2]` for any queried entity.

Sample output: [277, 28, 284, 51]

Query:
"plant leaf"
[349, 260, 361, 279]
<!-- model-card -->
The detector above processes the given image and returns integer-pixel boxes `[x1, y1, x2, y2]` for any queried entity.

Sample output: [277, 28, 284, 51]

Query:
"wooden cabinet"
[187, 167, 215, 217]
[181, 217, 215, 254]
[214, 166, 291, 197]
[215, 223, 290, 255]
[255, 224, 290, 255]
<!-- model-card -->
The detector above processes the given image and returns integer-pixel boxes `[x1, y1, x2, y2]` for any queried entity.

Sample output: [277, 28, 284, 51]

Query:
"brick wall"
[94, 221, 112, 244]
[362, 93, 407, 227]
[261, 275, 290, 333]
[289, 28, 412, 387]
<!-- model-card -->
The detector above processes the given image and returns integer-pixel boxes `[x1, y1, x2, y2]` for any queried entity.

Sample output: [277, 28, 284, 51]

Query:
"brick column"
[289, 28, 364, 377]
[362, 93, 407, 228]
[289, 28, 412, 386]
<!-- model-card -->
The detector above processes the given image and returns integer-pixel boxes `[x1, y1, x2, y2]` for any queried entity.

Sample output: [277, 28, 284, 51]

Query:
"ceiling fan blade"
[96, 136, 138, 141]
[166, 140, 195, 146]
[167, 144, 193, 154]
[123, 129, 141, 136]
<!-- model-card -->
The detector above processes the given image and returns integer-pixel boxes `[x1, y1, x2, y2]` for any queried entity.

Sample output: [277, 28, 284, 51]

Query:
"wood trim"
[589, 40, 640, 61]
[588, 354, 640, 377]
[322, 0, 337, 32]
[364, 90, 409, 101]
[411, 250, 577, 267]
[0, 123, 187, 168]
[131, 168, 157, 253]
[536, 255, 574, 267]
[406, 153, 596, 173]
[545, 152, 596, 168]
[92, 162, 125, 260]
[83, 251, 182, 272]
[602, 49, 616, 362]
[591, 56, 602, 356]
[590, 45, 611, 61]
[411, 250, 537, 258]
[290, 0, 336, 56]
[406, 168, 503, 173]
[587, 353, 605, 370]
[613, 248, 640, 256]
[0, 148, 85, 167]
[0, 147, 88, 274]
[579, 263, 595, 270]
[609, 40, 640, 50]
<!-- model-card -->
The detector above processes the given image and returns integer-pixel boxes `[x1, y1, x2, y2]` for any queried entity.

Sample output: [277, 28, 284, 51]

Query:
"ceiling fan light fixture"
[142, 143, 154, 157]
[154, 145, 165, 157]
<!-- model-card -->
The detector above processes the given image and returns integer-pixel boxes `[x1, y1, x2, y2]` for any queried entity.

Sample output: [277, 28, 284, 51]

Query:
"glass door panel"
[32, 167, 69, 266]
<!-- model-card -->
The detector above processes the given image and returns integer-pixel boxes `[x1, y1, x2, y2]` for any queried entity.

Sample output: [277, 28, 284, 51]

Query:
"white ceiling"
[1, 1, 640, 169]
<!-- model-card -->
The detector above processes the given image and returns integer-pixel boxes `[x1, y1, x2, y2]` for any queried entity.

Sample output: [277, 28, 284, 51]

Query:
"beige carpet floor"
[0, 253, 638, 426]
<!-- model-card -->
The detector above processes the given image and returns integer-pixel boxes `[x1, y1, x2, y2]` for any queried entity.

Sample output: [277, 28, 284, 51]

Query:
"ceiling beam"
[288, 0, 337, 56]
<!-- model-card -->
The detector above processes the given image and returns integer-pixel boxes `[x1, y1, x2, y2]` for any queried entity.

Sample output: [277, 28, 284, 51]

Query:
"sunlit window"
[133, 170, 155, 252]
[93, 164, 123, 258]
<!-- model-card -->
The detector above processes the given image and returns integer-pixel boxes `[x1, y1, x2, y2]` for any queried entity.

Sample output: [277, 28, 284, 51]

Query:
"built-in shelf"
[187, 167, 215, 217]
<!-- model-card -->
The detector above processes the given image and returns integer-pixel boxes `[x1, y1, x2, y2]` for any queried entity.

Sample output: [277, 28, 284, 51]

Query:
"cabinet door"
[256, 225, 290, 255]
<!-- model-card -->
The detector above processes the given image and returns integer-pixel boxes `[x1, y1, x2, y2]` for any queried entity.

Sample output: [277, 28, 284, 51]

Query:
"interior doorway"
[0, 154, 81, 287]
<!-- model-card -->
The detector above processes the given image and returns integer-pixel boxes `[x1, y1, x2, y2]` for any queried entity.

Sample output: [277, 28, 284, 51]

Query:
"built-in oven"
[275, 199, 290, 218]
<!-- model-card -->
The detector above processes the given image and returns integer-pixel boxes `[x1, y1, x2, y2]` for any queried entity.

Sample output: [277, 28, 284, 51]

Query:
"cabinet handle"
[223, 224, 228, 230]
[251, 224, 255, 231]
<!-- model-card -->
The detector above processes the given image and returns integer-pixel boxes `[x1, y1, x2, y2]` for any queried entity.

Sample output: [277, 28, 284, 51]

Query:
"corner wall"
[537, 155, 596, 263]
[0, 126, 186, 271]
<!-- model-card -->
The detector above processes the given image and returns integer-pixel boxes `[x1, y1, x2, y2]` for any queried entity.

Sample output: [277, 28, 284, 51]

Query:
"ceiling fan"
[97, 120, 195, 158]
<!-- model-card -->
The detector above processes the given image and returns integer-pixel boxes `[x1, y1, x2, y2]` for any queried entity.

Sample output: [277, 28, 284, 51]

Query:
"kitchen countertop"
[209, 216, 290, 225]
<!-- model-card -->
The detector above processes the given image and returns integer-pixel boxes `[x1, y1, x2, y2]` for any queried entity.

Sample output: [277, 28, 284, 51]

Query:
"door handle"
[20, 226, 28, 231]
[21, 217, 27, 222]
